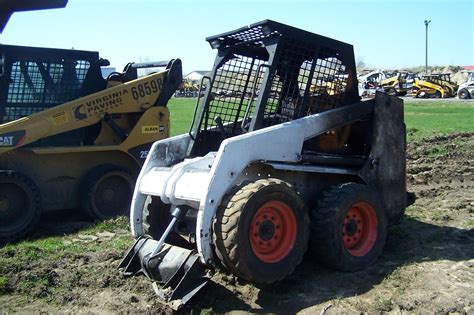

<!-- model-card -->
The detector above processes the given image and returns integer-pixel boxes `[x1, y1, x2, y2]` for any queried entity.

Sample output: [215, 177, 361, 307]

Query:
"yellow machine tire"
[80, 164, 134, 220]
[0, 170, 41, 243]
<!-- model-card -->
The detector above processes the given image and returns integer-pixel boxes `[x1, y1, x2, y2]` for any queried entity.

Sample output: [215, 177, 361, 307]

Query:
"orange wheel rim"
[250, 201, 297, 263]
[342, 202, 378, 256]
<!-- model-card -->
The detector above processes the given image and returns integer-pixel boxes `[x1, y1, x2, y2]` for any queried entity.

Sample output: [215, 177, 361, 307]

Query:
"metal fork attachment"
[118, 207, 210, 310]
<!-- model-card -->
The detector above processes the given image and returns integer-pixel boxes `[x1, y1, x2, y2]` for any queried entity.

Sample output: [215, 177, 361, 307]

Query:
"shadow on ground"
[1, 209, 96, 247]
[189, 217, 474, 313]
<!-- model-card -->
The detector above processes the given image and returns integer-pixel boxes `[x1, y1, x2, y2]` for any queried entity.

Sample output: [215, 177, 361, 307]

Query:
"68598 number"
[131, 78, 163, 100]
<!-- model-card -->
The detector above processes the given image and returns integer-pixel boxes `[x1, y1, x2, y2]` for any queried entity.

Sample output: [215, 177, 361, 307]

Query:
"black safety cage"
[190, 20, 359, 155]
[0, 44, 105, 123]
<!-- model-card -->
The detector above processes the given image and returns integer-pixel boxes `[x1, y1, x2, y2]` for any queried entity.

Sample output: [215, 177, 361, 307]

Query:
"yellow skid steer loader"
[0, 44, 182, 242]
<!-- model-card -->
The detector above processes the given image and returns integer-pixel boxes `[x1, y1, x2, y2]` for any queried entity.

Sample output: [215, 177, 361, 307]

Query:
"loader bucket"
[118, 236, 210, 310]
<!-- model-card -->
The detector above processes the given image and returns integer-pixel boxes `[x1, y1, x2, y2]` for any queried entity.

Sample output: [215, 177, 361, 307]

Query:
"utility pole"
[424, 20, 431, 74]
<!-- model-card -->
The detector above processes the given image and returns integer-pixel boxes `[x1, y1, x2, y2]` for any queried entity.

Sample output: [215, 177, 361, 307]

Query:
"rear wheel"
[310, 182, 387, 271]
[0, 171, 41, 243]
[458, 89, 470, 99]
[214, 179, 309, 283]
[81, 165, 134, 220]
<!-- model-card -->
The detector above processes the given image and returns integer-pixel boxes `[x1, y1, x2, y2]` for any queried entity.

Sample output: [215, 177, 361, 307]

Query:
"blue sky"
[1, 0, 472, 74]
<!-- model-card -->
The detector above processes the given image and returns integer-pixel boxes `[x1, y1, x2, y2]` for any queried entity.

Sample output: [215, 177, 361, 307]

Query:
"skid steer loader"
[412, 75, 448, 98]
[457, 71, 474, 99]
[0, 44, 182, 242]
[119, 20, 412, 309]
[380, 72, 408, 96]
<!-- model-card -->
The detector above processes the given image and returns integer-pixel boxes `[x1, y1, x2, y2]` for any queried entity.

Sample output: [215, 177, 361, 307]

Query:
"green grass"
[404, 100, 474, 140]
[0, 275, 7, 293]
[167, 98, 474, 140]
[167, 98, 196, 136]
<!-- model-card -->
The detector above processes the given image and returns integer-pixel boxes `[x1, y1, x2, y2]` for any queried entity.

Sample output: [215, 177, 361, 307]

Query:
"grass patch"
[0, 275, 7, 293]
[167, 98, 196, 136]
[167, 98, 474, 140]
[404, 101, 474, 140]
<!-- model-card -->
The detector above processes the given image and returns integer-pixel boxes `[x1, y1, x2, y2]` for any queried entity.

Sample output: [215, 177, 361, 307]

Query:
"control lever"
[214, 116, 227, 139]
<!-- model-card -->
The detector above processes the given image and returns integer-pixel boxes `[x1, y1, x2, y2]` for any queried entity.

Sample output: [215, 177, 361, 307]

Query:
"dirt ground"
[0, 132, 473, 314]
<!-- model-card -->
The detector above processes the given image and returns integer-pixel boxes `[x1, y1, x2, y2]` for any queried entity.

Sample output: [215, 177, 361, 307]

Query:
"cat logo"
[142, 125, 165, 134]
[0, 130, 26, 147]
[0, 136, 14, 146]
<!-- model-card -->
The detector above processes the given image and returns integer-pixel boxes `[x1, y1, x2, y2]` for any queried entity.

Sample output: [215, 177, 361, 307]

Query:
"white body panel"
[131, 101, 369, 265]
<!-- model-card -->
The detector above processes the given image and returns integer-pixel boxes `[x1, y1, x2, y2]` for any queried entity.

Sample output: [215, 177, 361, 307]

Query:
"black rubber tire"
[213, 178, 309, 283]
[458, 89, 470, 99]
[386, 87, 397, 96]
[81, 164, 134, 220]
[310, 182, 387, 271]
[0, 170, 41, 243]
[142, 195, 192, 248]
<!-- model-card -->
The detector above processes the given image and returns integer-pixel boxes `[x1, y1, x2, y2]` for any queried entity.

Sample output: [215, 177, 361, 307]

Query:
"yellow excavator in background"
[380, 72, 408, 96]
[0, 2, 183, 242]
[412, 74, 450, 98]
[429, 73, 458, 97]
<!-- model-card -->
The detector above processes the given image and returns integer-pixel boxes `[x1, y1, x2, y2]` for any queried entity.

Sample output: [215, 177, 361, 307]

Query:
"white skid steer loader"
[119, 20, 414, 309]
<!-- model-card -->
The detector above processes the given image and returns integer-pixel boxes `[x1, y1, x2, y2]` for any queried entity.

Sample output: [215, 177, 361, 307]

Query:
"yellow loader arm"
[0, 59, 182, 153]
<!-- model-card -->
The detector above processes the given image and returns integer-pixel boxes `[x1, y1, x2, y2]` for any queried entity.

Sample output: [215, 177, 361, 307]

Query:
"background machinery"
[357, 70, 385, 97]
[412, 74, 449, 98]
[119, 20, 411, 308]
[430, 73, 458, 97]
[0, 44, 182, 242]
[457, 71, 474, 99]
[380, 71, 409, 96]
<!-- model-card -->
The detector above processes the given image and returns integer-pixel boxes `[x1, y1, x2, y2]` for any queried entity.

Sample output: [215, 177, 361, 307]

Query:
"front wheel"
[458, 89, 470, 99]
[310, 183, 387, 271]
[0, 171, 41, 243]
[213, 179, 309, 283]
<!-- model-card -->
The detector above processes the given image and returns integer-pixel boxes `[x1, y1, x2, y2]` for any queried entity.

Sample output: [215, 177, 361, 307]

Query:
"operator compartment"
[188, 20, 368, 161]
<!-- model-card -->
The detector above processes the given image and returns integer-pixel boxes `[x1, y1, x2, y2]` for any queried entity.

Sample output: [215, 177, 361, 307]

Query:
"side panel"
[359, 92, 406, 224]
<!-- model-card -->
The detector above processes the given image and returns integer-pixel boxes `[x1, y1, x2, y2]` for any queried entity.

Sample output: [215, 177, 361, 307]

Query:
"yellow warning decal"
[142, 125, 165, 134]
[52, 112, 68, 125]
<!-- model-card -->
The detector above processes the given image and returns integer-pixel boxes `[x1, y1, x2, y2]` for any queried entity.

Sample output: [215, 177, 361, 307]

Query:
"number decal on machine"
[131, 78, 163, 100]
[140, 150, 149, 159]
